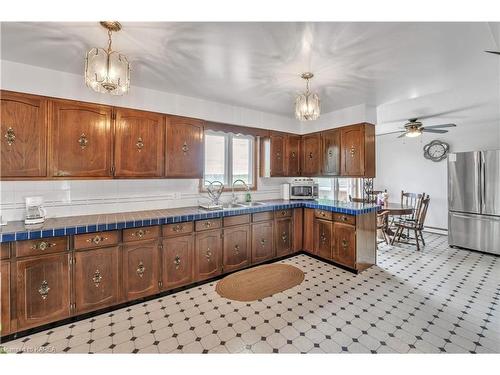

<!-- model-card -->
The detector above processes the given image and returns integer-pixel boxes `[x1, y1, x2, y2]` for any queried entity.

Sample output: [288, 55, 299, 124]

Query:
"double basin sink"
[223, 201, 267, 209]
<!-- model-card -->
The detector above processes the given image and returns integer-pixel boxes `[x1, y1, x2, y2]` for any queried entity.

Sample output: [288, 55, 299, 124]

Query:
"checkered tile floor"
[2, 233, 499, 354]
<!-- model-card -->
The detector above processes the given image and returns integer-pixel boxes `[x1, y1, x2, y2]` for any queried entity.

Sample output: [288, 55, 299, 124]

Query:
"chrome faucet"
[232, 179, 250, 205]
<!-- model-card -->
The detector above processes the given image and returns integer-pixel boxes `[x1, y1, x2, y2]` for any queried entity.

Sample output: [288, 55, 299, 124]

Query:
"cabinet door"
[275, 218, 292, 257]
[165, 116, 204, 178]
[74, 246, 120, 314]
[292, 208, 303, 253]
[194, 230, 222, 281]
[16, 254, 70, 330]
[223, 225, 251, 273]
[322, 129, 340, 176]
[123, 240, 160, 301]
[270, 133, 285, 176]
[1, 91, 47, 178]
[285, 135, 301, 176]
[314, 219, 333, 259]
[50, 100, 112, 177]
[161, 235, 193, 290]
[301, 134, 321, 176]
[114, 108, 164, 177]
[303, 208, 315, 253]
[251, 221, 274, 264]
[341, 125, 364, 176]
[1, 261, 10, 335]
[333, 222, 356, 268]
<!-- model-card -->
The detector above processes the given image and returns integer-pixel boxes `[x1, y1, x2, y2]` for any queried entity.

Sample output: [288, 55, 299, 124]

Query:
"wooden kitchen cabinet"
[165, 115, 204, 178]
[74, 246, 120, 314]
[50, 100, 113, 177]
[303, 208, 315, 253]
[122, 239, 160, 301]
[321, 129, 341, 176]
[114, 108, 164, 177]
[275, 217, 292, 257]
[340, 123, 375, 177]
[1, 261, 11, 335]
[194, 229, 222, 281]
[251, 221, 274, 264]
[16, 253, 71, 330]
[269, 132, 286, 176]
[292, 208, 303, 253]
[161, 234, 194, 290]
[301, 133, 321, 176]
[285, 135, 301, 176]
[222, 225, 251, 272]
[1, 91, 48, 178]
[314, 219, 333, 260]
[333, 222, 356, 268]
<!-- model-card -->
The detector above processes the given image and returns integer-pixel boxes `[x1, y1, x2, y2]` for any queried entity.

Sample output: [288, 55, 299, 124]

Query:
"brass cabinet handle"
[205, 249, 212, 262]
[31, 241, 56, 251]
[182, 142, 189, 153]
[309, 152, 313, 159]
[174, 255, 181, 270]
[291, 151, 296, 158]
[136, 137, 144, 151]
[320, 211, 326, 217]
[234, 244, 240, 254]
[349, 146, 356, 157]
[38, 280, 50, 300]
[172, 224, 184, 232]
[280, 210, 287, 216]
[86, 235, 108, 245]
[342, 239, 349, 248]
[260, 238, 266, 247]
[203, 221, 212, 228]
[78, 133, 89, 149]
[276, 152, 281, 159]
[131, 229, 149, 238]
[4, 127, 15, 146]
[328, 150, 333, 158]
[136, 261, 146, 278]
[92, 269, 102, 287]
[281, 232, 288, 243]
[320, 233, 327, 244]
[341, 216, 348, 222]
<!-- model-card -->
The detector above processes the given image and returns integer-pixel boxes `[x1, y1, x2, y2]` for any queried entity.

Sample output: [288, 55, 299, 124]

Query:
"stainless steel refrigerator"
[448, 150, 500, 255]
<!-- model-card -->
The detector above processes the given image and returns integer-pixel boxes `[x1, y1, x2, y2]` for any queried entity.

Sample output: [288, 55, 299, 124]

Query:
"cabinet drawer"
[15, 237, 68, 258]
[252, 211, 274, 222]
[123, 226, 159, 242]
[195, 218, 222, 232]
[1, 243, 10, 260]
[274, 209, 292, 218]
[334, 213, 356, 225]
[74, 231, 120, 250]
[223, 214, 250, 227]
[314, 209, 333, 221]
[162, 222, 194, 237]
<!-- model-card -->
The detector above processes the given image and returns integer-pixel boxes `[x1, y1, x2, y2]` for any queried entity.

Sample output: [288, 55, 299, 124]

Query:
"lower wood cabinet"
[314, 219, 333, 259]
[1, 261, 11, 335]
[161, 235, 194, 290]
[222, 225, 251, 273]
[251, 221, 274, 264]
[74, 246, 120, 314]
[333, 223, 356, 268]
[275, 218, 292, 257]
[194, 230, 223, 282]
[122, 239, 160, 301]
[292, 208, 303, 253]
[303, 208, 315, 253]
[16, 254, 71, 330]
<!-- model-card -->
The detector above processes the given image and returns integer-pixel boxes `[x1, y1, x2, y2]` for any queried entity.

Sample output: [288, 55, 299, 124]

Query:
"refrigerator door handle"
[481, 153, 486, 213]
[451, 212, 500, 222]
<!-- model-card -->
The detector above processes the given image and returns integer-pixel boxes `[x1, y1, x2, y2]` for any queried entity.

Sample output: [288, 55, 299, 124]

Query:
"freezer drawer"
[448, 212, 500, 255]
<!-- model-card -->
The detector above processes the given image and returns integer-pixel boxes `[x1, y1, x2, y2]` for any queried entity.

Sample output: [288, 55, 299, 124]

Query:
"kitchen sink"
[233, 202, 266, 207]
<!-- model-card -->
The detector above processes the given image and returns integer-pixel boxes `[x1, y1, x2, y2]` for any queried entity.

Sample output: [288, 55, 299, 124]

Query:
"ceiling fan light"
[405, 128, 422, 137]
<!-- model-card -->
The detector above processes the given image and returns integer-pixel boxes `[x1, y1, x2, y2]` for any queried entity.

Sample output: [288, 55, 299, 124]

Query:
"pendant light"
[85, 21, 130, 95]
[295, 72, 320, 121]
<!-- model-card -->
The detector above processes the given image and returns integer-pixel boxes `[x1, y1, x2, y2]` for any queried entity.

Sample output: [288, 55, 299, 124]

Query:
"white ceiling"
[1, 22, 499, 124]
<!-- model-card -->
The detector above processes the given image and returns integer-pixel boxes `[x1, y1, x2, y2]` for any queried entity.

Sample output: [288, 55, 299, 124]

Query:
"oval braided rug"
[215, 264, 305, 302]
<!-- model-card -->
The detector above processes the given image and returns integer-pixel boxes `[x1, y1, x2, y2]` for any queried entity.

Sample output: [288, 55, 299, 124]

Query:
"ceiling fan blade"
[424, 123, 457, 129]
[422, 129, 448, 134]
[377, 130, 406, 136]
[397, 133, 408, 138]
[485, 50, 500, 55]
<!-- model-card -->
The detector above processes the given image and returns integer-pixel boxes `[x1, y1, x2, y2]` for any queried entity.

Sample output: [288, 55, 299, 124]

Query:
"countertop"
[0, 199, 378, 243]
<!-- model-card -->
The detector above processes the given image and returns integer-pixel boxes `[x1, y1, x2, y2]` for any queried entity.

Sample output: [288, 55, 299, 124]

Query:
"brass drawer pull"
[31, 241, 56, 251]
[131, 229, 149, 238]
[205, 249, 212, 261]
[78, 133, 89, 149]
[136, 137, 144, 151]
[234, 244, 240, 254]
[291, 151, 296, 158]
[260, 238, 266, 247]
[92, 269, 102, 287]
[281, 232, 288, 243]
[38, 280, 50, 300]
[280, 210, 287, 216]
[341, 216, 348, 222]
[320, 233, 327, 244]
[86, 235, 108, 245]
[276, 152, 281, 159]
[172, 224, 184, 233]
[204, 221, 212, 228]
[4, 127, 15, 146]
[174, 255, 181, 270]
[309, 152, 313, 159]
[182, 142, 189, 153]
[136, 261, 146, 278]
[349, 146, 356, 156]
[320, 211, 326, 217]
[328, 150, 333, 158]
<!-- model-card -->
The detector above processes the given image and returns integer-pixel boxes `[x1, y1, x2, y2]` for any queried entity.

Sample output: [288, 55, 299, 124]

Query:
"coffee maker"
[25, 196, 47, 225]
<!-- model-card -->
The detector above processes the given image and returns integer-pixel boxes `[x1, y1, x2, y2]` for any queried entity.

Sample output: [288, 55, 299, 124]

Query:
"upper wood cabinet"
[340, 123, 375, 177]
[285, 135, 301, 176]
[1, 91, 47, 178]
[114, 108, 164, 177]
[321, 129, 340, 176]
[301, 133, 321, 176]
[165, 115, 204, 178]
[50, 100, 113, 177]
[269, 132, 286, 176]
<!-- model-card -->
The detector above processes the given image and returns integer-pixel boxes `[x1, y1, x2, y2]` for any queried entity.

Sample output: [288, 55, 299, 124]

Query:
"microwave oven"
[290, 179, 319, 200]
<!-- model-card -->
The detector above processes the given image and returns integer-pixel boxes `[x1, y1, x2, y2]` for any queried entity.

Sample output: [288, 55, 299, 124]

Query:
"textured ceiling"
[1, 22, 499, 121]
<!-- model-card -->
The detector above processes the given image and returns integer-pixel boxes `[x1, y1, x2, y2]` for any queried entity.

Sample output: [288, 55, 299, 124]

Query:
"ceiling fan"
[386, 118, 456, 138]
[485, 50, 500, 55]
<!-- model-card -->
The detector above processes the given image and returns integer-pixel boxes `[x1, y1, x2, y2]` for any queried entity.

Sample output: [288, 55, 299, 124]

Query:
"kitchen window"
[202, 130, 255, 189]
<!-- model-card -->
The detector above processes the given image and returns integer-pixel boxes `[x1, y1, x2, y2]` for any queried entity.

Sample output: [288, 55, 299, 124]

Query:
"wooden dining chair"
[391, 195, 430, 251]
[376, 210, 390, 245]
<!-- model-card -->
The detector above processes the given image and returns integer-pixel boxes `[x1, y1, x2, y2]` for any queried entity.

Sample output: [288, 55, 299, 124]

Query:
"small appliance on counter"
[281, 183, 290, 200]
[290, 178, 319, 200]
[24, 196, 47, 225]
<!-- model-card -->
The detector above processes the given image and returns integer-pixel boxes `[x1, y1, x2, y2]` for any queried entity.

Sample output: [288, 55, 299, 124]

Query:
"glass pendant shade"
[295, 72, 320, 121]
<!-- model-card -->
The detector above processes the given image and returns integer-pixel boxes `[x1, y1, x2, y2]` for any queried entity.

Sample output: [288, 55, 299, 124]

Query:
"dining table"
[378, 202, 414, 237]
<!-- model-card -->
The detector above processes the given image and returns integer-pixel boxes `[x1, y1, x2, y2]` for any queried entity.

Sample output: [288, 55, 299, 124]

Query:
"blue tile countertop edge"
[0, 199, 379, 243]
